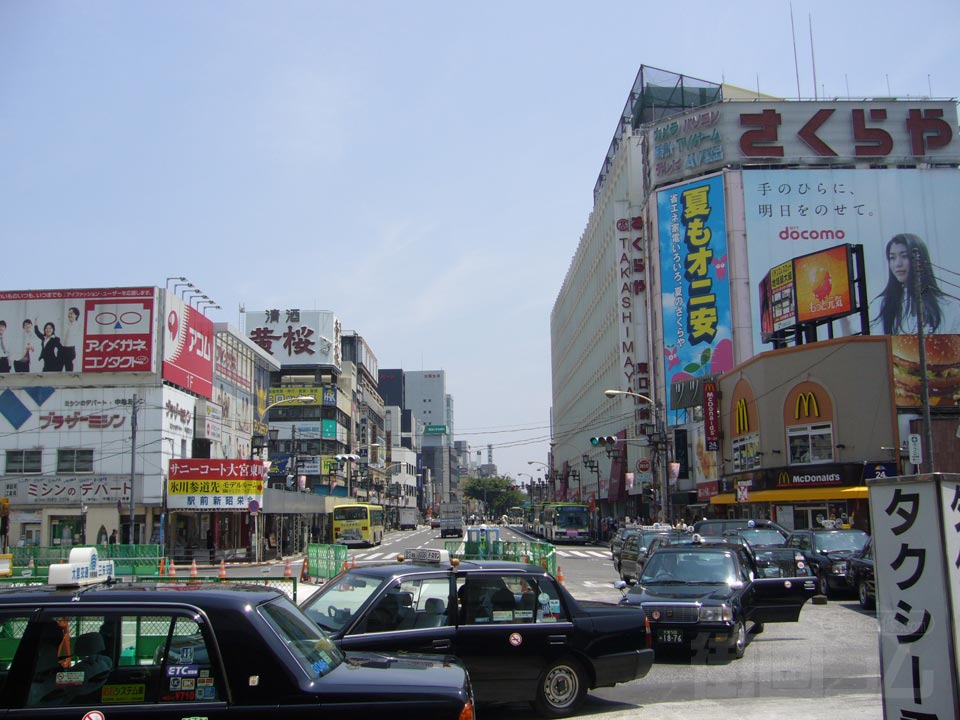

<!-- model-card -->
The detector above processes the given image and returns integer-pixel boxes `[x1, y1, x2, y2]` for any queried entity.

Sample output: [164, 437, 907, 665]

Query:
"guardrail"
[8, 544, 163, 577]
[305, 543, 349, 580]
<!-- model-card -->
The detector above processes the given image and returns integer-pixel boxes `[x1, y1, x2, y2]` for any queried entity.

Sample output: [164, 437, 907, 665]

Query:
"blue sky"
[2, 1, 958, 484]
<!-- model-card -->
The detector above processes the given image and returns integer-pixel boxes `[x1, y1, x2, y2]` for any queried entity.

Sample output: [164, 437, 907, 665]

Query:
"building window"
[787, 423, 834, 465]
[6, 450, 42, 474]
[732, 432, 761, 472]
[57, 449, 94, 474]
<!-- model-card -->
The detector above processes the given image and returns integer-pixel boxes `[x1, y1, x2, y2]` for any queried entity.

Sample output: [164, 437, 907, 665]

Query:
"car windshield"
[817, 531, 869, 552]
[302, 572, 383, 632]
[641, 551, 737, 584]
[260, 597, 345, 678]
[737, 528, 786, 546]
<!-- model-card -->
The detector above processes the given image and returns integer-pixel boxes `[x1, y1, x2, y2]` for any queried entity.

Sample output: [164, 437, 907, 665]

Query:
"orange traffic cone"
[190, 560, 198, 578]
[557, 566, 565, 586]
[168, 559, 177, 577]
[218, 560, 227, 580]
[159, 557, 166, 576]
[283, 559, 292, 578]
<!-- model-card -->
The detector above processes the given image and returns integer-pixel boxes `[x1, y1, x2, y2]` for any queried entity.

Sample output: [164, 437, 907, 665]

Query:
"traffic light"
[590, 436, 617, 447]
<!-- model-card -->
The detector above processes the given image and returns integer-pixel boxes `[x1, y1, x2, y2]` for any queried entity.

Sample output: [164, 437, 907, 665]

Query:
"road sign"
[736, 484, 749, 502]
[248, 499, 260, 515]
[908, 433, 922, 466]
[637, 459, 651, 473]
[424, 424, 448, 435]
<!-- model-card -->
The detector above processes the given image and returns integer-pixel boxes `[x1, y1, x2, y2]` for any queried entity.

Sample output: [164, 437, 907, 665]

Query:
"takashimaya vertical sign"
[867, 474, 960, 720]
[657, 174, 733, 414]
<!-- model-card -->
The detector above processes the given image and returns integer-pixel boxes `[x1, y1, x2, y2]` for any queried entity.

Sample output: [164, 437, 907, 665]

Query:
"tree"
[460, 476, 526, 518]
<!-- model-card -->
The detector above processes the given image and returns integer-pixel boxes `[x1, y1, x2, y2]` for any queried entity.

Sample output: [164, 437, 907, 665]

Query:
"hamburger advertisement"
[891, 335, 960, 408]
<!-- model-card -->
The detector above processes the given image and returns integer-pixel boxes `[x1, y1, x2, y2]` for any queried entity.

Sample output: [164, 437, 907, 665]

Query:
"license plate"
[658, 628, 684, 644]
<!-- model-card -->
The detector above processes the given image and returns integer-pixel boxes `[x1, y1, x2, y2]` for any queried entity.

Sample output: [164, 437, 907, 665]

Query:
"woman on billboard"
[873, 233, 960, 335]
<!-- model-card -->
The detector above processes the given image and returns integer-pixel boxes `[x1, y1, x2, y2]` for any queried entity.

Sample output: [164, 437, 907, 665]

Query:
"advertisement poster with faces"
[743, 168, 960, 408]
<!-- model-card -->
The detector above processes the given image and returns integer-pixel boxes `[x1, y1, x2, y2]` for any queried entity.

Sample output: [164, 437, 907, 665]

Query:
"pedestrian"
[108, 529, 117, 545]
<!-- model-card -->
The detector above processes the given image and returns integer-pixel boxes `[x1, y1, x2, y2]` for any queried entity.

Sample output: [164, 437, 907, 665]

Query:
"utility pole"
[913, 247, 935, 473]
[128, 394, 139, 544]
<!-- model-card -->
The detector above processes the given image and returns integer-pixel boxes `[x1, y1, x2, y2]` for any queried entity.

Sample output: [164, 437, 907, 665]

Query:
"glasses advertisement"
[0, 287, 156, 377]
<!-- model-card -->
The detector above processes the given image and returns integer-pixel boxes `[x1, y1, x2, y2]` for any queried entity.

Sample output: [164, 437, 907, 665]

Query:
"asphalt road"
[335, 526, 883, 719]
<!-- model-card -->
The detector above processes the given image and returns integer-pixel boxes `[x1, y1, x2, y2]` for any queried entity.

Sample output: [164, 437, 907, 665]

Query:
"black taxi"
[0, 547, 475, 719]
[300, 547, 655, 717]
[617, 542, 817, 661]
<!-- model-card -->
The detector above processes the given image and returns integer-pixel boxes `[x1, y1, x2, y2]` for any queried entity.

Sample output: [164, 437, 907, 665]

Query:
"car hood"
[626, 582, 734, 604]
[820, 549, 857, 559]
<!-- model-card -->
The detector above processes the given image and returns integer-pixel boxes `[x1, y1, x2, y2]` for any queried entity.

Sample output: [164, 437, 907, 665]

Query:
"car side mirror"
[730, 580, 744, 590]
[613, 580, 627, 590]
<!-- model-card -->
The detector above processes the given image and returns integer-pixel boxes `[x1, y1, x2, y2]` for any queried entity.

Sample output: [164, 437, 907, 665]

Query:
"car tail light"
[645, 614, 652, 649]
[458, 700, 475, 720]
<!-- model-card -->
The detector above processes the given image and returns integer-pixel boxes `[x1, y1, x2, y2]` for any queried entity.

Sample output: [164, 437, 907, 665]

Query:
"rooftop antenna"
[845, 73, 850, 97]
[927, 74, 932, 97]
[808, 13, 818, 100]
[885, 74, 891, 95]
[790, 1, 801, 100]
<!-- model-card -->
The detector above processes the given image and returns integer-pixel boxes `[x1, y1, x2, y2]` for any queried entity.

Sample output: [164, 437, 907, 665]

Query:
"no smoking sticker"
[509, 632, 523, 647]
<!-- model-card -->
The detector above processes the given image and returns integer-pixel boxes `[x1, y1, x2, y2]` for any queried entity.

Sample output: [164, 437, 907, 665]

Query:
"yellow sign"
[102, 684, 146, 703]
[734, 398, 750, 434]
[794, 392, 820, 419]
[168, 480, 264, 495]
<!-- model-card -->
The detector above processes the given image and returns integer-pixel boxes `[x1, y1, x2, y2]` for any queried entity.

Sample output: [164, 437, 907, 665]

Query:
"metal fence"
[0, 575, 304, 602]
[8, 544, 163, 577]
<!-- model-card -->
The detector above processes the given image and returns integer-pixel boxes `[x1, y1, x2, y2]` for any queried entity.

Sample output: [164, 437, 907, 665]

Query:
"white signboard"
[242, 309, 341, 370]
[868, 474, 960, 720]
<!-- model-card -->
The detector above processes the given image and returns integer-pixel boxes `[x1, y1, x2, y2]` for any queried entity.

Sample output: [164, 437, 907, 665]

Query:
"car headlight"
[832, 562, 847, 575]
[698, 605, 732, 622]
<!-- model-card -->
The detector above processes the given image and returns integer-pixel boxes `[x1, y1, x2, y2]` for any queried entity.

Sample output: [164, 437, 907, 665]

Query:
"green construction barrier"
[306, 543, 349, 580]
[445, 539, 556, 575]
[10, 545, 162, 577]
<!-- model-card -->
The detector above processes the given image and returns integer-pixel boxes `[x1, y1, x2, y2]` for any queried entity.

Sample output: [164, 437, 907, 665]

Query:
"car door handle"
[432, 639, 452, 651]
[547, 635, 568, 646]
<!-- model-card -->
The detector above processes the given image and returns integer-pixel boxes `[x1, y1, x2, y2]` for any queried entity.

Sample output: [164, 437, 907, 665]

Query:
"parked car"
[723, 526, 788, 548]
[0, 549, 475, 719]
[300, 547, 655, 717]
[845, 536, 876, 609]
[692, 518, 788, 536]
[616, 529, 680, 582]
[617, 542, 817, 660]
[784, 528, 870, 597]
[609, 527, 639, 561]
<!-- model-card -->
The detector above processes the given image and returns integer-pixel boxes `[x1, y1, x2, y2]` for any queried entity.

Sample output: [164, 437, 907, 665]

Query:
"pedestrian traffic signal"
[590, 436, 617, 447]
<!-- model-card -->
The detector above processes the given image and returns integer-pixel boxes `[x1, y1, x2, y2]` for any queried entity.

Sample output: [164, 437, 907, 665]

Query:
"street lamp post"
[603, 389, 670, 523]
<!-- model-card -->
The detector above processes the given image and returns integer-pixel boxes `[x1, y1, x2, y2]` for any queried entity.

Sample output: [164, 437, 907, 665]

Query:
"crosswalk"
[350, 548, 612, 562]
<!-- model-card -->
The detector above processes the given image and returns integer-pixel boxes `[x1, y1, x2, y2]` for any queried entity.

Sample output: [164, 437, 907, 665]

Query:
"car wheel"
[818, 571, 830, 598]
[533, 657, 587, 718]
[730, 620, 746, 659]
[858, 580, 875, 610]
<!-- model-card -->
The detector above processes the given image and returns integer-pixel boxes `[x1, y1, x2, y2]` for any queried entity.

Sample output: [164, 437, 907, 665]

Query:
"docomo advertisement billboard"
[166, 459, 266, 511]
[648, 100, 958, 188]
[242, 309, 342, 370]
[162, 293, 214, 399]
[0, 287, 156, 375]
[743, 167, 960, 407]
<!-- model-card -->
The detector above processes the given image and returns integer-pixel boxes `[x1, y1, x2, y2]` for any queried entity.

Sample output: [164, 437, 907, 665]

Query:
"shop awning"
[710, 486, 869, 505]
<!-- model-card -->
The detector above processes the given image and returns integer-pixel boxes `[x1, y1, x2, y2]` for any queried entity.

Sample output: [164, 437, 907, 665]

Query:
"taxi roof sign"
[401, 548, 449, 564]
[48, 547, 115, 588]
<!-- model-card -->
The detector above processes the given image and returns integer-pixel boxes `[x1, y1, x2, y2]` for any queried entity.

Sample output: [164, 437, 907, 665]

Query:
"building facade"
[550, 65, 960, 527]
